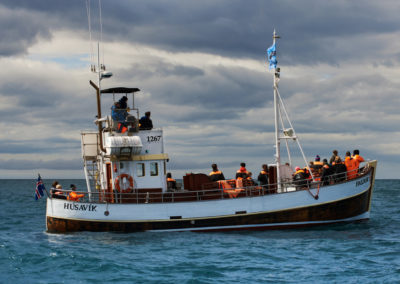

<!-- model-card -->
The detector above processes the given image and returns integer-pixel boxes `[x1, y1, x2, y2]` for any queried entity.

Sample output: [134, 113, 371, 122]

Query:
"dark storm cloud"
[0, 5, 51, 56]
[2, 1, 400, 65]
[122, 62, 272, 122]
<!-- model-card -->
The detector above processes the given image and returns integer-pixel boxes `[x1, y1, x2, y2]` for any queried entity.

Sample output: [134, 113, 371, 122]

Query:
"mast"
[271, 30, 282, 192]
[267, 31, 314, 187]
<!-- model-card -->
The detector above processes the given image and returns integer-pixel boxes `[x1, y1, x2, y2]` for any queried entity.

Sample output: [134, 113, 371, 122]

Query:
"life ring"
[114, 174, 134, 193]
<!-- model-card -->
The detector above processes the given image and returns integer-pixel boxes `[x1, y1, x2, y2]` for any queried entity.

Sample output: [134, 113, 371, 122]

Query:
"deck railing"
[50, 165, 370, 204]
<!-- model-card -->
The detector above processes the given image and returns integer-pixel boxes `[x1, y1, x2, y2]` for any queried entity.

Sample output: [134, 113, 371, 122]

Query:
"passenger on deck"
[352, 149, 365, 170]
[320, 159, 334, 186]
[310, 155, 323, 180]
[313, 155, 323, 168]
[293, 166, 310, 188]
[166, 172, 177, 192]
[51, 183, 67, 199]
[345, 151, 358, 180]
[68, 184, 84, 202]
[236, 162, 249, 179]
[333, 156, 347, 182]
[329, 150, 341, 165]
[209, 164, 225, 182]
[139, 111, 153, 130]
[246, 172, 257, 186]
[257, 164, 269, 189]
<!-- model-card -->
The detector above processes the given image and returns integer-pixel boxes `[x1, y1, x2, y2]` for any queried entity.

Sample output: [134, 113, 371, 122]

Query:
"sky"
[0, 0, 399, 179]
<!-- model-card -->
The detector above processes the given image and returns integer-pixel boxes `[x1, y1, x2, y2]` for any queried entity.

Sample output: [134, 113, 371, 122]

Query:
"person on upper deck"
[139, 111, 153, 130]
[118, 96, 128, 110]
[209, 164, 225, 182]
[236, 162, 249, 179]
[111, 102, 129, 133]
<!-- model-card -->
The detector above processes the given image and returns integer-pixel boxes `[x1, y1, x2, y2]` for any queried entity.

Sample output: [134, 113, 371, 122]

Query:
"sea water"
[1, 179, 399, 283]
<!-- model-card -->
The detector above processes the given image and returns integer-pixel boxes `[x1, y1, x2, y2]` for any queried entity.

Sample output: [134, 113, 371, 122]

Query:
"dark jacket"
[257, 171, 269, 186]
[139, 115, 153, 130]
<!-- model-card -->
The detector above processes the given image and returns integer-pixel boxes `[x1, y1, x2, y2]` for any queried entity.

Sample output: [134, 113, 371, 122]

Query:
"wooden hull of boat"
[46, 161, 376, 233]
[46, 185, 372, 233]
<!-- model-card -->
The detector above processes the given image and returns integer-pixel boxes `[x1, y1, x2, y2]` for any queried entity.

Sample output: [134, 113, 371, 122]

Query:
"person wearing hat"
[314, 155, 323, 166]
[309, 155, 323, 180]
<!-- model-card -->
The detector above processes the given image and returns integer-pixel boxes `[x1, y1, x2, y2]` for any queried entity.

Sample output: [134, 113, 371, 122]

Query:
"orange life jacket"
[68, 191, 84, 201]
[167, 178, 176, 182]
[209, 170, 222, 176]
[352, 155, 364, 169]
[345, 157, 358, 180]
[237, 167, 249, 174]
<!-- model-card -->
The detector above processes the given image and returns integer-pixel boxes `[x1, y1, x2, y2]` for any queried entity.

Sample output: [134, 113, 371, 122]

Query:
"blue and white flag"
[267, 43, 277, 69]
[35, 175, 45, 200]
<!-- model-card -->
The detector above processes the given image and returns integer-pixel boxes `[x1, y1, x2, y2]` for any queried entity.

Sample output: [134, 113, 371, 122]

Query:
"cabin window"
[136, 163, 145, 177]
[120, 162, 124, 169]
[150, 162, 158, 176]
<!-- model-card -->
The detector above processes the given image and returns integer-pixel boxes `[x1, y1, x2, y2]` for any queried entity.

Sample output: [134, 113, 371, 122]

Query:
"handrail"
[50, 165, 371, 204]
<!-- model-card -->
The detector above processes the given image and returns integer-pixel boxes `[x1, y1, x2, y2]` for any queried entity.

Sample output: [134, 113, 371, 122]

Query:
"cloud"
[0, 0, 399, 179]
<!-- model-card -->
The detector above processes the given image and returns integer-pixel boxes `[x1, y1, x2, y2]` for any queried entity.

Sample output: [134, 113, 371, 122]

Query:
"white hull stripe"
[147, 212, 370, 232]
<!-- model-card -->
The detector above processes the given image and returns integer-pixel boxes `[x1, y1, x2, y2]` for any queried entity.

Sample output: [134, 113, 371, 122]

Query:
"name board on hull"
[356, 177, 369, 187]
[64, 203, 97, 212]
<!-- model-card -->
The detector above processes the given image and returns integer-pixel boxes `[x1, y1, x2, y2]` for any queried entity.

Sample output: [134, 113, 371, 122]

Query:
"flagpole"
[38, 173, 50, 198]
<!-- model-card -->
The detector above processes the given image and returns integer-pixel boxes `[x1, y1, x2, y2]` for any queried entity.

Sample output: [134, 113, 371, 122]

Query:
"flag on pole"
[267, 43, 277, 69]
[35, 175, 45, 200]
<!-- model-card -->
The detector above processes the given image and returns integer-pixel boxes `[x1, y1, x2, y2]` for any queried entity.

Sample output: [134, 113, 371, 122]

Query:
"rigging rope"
[86, 0, 94, 70]
[98, 0, 104, 69]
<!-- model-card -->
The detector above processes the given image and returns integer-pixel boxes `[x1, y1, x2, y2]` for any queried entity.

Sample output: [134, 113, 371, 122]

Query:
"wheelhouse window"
[136, 163, 145, 177]
[150, 162, 158, 176]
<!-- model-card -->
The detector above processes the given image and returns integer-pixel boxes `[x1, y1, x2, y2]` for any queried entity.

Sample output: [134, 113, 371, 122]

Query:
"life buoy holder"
[114, 174, 134, 193]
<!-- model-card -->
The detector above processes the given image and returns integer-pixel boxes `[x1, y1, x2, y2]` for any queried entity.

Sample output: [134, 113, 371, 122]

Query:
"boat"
[45, 31, 377, 233]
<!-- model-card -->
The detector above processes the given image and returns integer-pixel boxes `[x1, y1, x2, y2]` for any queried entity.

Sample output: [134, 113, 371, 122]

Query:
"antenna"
[86, 0, 112, 89]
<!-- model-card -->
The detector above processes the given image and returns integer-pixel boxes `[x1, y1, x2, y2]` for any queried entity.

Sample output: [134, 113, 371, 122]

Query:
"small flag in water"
[267, 43, 277, 69]
[35, 175, 45, 200]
